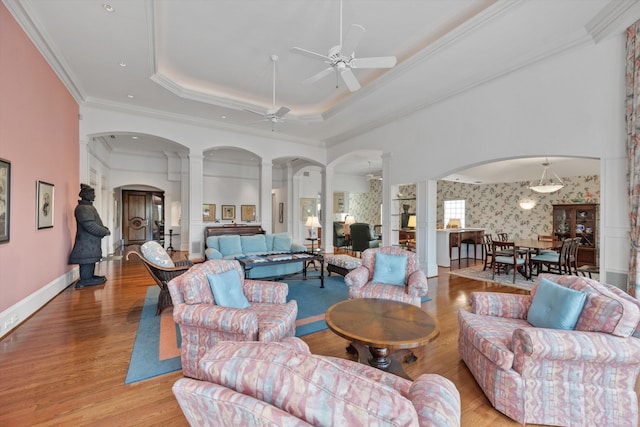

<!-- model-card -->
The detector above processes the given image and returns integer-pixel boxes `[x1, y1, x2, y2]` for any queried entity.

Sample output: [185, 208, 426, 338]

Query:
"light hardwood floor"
[0, 255, 636, 426]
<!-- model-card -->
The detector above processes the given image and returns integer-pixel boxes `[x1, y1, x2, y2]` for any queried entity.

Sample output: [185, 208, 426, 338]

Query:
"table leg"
[368, 347, 391, 370]
[320, 259, 325, 288]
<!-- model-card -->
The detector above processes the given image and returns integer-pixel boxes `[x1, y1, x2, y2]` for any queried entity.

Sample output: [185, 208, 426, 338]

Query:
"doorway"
[122, 190, 165, 246]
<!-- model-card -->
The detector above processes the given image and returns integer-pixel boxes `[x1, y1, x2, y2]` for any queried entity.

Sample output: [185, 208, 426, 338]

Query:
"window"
[444, 200, 465, 228]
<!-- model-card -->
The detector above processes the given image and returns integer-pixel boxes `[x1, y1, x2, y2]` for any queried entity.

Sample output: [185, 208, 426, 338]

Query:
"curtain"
[626, 20, 640, 298]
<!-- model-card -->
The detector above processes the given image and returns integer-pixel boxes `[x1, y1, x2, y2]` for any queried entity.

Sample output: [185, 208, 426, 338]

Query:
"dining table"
[511, 238, 559, 279]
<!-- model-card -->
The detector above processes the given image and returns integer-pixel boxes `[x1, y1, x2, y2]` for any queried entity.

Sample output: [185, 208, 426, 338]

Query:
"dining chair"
[536, 234, 557, 255]
[567, 237, 582, 275]
[491, 241, 526, 283]
[529, 238, 572, 276]
[481, 234, 495, 271]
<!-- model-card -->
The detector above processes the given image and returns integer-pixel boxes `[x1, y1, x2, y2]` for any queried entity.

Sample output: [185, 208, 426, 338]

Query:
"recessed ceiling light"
[119, 62, 127, 67]
[127, 94, 134, 99]
[131, 136, 139, 140]
[220, 115, 227, 119]
[102, 4, 114, 12]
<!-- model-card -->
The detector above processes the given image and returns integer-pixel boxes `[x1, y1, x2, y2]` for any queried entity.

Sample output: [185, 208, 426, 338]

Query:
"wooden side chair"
[491, 241, 526, 283]
[125, 241, 193, 315]
[530, 238, 572, 276]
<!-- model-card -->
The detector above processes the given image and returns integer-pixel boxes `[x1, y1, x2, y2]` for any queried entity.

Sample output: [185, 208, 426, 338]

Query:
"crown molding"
[3, 0, 85, 103]
[585, 0, 640, 43]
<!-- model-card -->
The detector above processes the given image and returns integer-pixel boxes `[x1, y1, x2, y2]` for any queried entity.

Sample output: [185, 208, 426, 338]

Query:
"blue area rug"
[125, 286, 181, 384]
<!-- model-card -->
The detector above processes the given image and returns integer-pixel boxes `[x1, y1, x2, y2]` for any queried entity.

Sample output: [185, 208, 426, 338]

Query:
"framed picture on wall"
[300, 197, 316, 221]
[241, 204, 256, 222]
[0, 159, 10, 243]
[278, 202, 284, 223]
[222, 204, 235, 220]
[202, 204, 216, 222]
[36, 180, 54, 229]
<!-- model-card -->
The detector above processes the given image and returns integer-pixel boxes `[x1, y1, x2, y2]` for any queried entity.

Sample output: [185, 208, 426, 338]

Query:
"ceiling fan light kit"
[290, 0, 396, 92]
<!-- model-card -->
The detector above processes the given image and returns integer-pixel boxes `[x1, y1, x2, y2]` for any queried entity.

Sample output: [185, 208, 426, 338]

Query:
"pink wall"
[0, 3, 79, 312]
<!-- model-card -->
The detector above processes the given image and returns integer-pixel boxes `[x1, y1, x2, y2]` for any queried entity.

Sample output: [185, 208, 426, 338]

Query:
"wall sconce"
[407, 215, 416, 229]
[519, 198, 536, 210]
[305, 216, 321, 238]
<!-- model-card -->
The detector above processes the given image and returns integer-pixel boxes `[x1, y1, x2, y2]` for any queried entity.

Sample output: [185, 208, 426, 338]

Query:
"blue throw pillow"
[206, 270, 250, 309]
[372, 253, 407, 286]
[241, 235, 267, 253]
[528, 277, 586, 330]
[273, 233, 292, 252]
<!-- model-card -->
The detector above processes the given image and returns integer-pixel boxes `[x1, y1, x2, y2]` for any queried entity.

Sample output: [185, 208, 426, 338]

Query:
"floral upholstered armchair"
[172, 338, 461, 427]
[458, 274, 640, 426]
[345, 246, 428, 307]
[167, 260, 298, 379]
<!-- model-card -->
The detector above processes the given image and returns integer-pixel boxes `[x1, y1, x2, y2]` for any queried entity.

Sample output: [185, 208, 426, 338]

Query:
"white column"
[286, 163, 294, 234]
[188, 151, 204, 259]
[322, 165, 335, 253]
[260, 159, 273, 234]
[416, 180, 438, 277]
[381, 153, 393, 245]
[292, 173, 301, 242]
[179, 153, 189, 251]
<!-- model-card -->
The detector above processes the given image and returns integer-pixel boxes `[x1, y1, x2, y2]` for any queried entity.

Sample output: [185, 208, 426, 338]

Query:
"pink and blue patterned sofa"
[458, 274, 640, 426]
[168, 260, 298, 379]
[173, 337, 461, 426]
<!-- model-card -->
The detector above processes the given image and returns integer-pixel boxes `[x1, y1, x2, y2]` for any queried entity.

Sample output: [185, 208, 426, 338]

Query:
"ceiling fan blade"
[340, 68, 361, 92]
[244, 108, 266, 117]
[274, 106, 290, 118]
[341, 24, 366, 57]
[350, 56, 397, 69]
[290, 47, 330, 62]
[303, 67, 334, 84]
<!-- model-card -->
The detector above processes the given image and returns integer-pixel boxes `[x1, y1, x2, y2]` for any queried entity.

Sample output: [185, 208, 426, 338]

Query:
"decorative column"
[381, 153, 392, 245]
[416, 180, 438, 277]
[188, 151, 204, 259]
[322, 165, 335, 253]
[260, 159, 273, 234]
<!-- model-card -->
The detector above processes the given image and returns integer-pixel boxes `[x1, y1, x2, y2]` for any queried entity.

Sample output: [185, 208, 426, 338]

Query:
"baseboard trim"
[0, 266, 78, 339]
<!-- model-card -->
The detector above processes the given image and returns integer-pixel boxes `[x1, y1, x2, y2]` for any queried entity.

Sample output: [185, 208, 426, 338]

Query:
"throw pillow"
[240, 235, 267, 253]
[140, 241, 175, 268]
[372, 253, 407, 286]
[206, 270, 250, 309]
[528, 277, 587, 330]
[218, 235, 243, 257]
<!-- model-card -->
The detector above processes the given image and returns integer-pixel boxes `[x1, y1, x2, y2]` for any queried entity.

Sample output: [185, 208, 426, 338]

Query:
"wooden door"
[123, 191, 152, 245]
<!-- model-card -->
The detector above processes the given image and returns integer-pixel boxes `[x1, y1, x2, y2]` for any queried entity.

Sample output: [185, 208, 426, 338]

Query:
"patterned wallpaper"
[437, 175, 600, 239]
[345, 179, 382, 225]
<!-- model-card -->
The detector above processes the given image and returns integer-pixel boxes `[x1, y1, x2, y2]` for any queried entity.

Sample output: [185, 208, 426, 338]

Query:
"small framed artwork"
[202, 203, 216, 222]
[300, 197, 317, 221]
[241, 204, 256, 222]
[278, 202, 284, 223]
[0, 159, 10, 243]
[36, 180, 54, 229]
[222, 204, 235, 220]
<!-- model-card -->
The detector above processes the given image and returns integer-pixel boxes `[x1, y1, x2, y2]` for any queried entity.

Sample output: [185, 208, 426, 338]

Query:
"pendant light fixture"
[528, 159, 564, 194]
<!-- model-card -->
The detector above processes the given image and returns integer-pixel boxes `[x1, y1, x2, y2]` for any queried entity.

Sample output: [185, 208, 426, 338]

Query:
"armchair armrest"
[512, 327, 640, 366]
[204, 248, 223, 260]
[344, 266, 371, 290]
[408, 374, 461, 427]
[241, 280, 288, 304]
[406, 270, 428, 297]
[291, 242, 307, 252]
[469, 292, 531, 319]
[173, 303, 258, 335]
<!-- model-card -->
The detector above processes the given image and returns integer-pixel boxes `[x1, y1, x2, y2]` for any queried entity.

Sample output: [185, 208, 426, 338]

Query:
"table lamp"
[305, 216, 321, 238]
[344, 214, 356, 235]
[407, 215, 416, 229]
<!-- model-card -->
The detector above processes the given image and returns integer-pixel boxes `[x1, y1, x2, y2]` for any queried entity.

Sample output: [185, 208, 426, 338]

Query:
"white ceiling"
[5, 0, 637, 178]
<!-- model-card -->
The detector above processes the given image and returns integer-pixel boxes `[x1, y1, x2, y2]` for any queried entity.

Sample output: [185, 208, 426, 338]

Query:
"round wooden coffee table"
[325, 298, 439, 379]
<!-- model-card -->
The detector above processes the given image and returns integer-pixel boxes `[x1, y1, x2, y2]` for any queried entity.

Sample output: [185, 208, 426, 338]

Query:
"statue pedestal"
[75, 275, 106, 288]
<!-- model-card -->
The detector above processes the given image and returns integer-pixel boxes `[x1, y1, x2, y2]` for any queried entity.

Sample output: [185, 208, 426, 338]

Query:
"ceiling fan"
[366, 161, 382, 181]
[244, 54, 291, 131]
[290, 0, 396, 92]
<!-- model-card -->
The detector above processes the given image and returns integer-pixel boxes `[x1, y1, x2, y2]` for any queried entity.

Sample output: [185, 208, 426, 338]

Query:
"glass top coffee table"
[325, 298, 439, 379]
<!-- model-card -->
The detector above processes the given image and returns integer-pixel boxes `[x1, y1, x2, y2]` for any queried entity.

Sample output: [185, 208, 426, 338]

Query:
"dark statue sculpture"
[69, 184, 111, 288]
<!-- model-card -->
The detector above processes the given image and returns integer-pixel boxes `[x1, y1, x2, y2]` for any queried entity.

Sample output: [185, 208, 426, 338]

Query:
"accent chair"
[167, 259, 298, 379]
[173, 338, 461, 427]
[125, 241, 193, 315]
[345, 246, 428, 307]
[349, 222, 380, 254]
[458, 274, 640, 426]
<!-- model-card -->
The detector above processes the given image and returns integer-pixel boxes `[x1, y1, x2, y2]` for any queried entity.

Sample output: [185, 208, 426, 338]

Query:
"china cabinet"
[552, 203, 598, 266]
